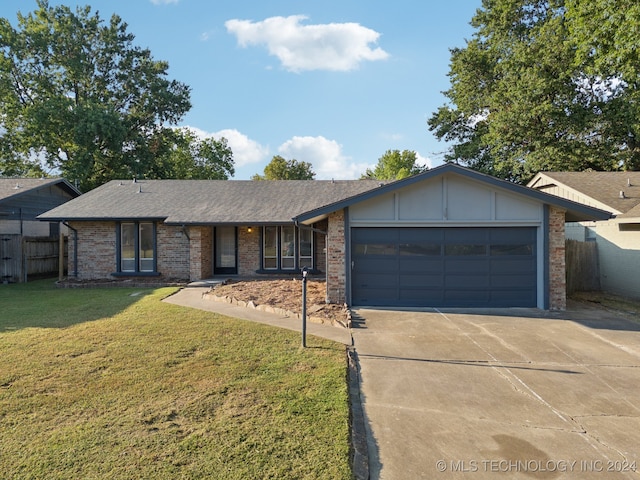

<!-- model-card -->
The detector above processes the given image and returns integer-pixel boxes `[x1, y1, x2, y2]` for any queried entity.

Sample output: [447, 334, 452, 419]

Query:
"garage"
[351, 226, 537, 307]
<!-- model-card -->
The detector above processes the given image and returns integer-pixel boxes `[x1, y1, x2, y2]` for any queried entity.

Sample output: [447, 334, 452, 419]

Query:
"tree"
[361, 149, 427, 180]
[252, 155, 315, 180]
[0, 1, 191, 190]
[151, 128, 234, 180]
[428, 0, 639, 184]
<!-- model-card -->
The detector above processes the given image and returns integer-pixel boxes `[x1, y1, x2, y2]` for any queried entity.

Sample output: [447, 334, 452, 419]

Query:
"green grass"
[0, 280, 351, 479]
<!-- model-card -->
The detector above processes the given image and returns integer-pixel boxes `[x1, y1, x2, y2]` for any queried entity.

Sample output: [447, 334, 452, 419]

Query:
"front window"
[118, 222, 156, 274]
[262, 226, 314, 271]
[263, 226, 278, 269]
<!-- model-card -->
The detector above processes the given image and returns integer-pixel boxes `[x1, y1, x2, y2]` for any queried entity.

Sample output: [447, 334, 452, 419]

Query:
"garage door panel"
[489, 290, 536, 306]
[444, 289, 491, 305]
[355, 258, 398, 273]
[353, 287, 398, 302]
[399, 288, 445, 303]
[445, 274, 489, 288]
[491, 258, 536, 274]
[399, 273, 444, 288]
[491, 274, 537, 288]
[353, 272, 397, 288]
[351, 227, 537, 308]
[398, 257, 443, 272]
[445, 258, 490, 273]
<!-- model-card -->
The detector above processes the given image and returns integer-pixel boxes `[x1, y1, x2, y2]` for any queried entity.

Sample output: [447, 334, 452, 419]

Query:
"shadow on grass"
[0, 278, 163, 332]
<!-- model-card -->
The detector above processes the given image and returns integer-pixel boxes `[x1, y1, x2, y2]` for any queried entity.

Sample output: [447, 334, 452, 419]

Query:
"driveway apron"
[351, 305, 640, 479]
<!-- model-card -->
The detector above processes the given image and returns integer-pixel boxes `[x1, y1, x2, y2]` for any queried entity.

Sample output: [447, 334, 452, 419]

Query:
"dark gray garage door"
[351, 227, 537, 307]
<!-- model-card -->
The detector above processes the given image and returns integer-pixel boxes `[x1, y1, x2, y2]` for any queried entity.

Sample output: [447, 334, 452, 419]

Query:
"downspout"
[62, 221, 78, 278]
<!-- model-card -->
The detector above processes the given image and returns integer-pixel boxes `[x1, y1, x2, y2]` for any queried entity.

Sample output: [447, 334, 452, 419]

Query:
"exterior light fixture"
[247, 226, 252, 233]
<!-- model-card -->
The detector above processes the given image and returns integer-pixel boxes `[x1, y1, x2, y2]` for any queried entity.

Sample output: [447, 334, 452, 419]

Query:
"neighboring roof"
[0, 178, 80, 203]
[295, 164, 612, 223]
[528, 171, 640, 219]
[39, 179, 383, 224]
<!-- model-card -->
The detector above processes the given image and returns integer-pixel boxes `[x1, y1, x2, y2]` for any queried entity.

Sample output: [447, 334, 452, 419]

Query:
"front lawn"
[0, 280, 351, 479]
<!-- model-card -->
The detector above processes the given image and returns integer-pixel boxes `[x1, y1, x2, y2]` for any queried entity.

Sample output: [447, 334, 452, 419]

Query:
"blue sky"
[1, 0, 481, 179]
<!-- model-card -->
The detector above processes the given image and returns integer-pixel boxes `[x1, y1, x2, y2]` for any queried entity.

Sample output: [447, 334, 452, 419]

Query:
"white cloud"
[150, 0, 179, 4]
[182, 126, 269, 167]
[415, 151, 432, 169]
[225, 15, 389, 72]
[278, 136, 372, 179]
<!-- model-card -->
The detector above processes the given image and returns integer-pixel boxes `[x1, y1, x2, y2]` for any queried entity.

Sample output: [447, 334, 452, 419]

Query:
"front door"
[214, 226, 237, 275]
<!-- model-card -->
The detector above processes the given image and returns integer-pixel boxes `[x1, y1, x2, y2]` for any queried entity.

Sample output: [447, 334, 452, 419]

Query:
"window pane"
[281, 226, 295, 257]
[353, 243, 396, 255]
[299, 228, 313, 269]
[139, 223, 154, 272]
[280, 226, 295, 269]
[399, 243, 441, 256]
[445, 244, 486, 256]
[263, 226, 277, 269]
[490, 244, 533, 256]
[281, 257, 295, 269]
[299, 229, 312, 257]
[121, 223, 135, 271]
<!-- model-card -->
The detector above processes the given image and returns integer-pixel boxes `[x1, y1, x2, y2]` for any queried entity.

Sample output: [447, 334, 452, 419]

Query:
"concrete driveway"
[351, 303, 640, 479]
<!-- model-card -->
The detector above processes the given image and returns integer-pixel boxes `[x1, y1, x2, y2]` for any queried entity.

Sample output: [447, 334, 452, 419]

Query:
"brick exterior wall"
[68, 221, 116, 280]
[238, 226, 261, 275]
[326, 210, 346, 304]
[68, 221, 191, 281]
[156, 224, 190, 279]
[548, 206, 567, 310]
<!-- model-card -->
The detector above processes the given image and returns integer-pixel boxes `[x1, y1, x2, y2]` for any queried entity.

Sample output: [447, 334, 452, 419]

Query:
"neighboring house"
[0, 178, 81, 282]
[39, 164, 610, 309]
[528, 171, 640, 300]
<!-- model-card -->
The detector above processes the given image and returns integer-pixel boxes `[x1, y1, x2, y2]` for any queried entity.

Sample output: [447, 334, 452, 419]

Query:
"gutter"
[62, 221, 78, 278]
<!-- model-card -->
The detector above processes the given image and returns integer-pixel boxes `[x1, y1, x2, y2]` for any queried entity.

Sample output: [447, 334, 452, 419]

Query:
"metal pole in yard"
[301, 267, 308, 348]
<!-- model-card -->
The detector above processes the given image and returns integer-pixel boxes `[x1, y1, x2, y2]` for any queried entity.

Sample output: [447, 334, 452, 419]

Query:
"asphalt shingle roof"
[533, 171, 640, 217]
[0, 178, 78, 202]
[39, 179, 383, 224]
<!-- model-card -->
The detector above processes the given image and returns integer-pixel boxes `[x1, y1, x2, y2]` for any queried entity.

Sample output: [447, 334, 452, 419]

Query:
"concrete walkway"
[162, 285, 353, 346]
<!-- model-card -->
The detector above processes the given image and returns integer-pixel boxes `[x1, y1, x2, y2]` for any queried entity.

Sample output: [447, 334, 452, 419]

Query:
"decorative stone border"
[202, 291, 352, 329]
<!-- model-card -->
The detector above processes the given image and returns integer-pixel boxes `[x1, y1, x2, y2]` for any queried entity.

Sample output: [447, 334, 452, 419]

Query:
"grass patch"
[571, 290, 640, 323]
[0, 280, 351, 479]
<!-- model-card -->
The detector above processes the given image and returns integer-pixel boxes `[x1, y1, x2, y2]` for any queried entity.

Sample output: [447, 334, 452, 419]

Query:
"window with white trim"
[262, 226, 313, 271]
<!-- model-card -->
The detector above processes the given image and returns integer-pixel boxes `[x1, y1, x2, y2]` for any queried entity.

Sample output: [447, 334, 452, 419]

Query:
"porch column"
[548, 206, 567, 310]
[188, 226, 212, 281]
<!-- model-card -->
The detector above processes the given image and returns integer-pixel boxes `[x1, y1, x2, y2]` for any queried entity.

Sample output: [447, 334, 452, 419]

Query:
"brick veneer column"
[326, 210, 346, 304]
[188, 226, 213, 281]
[548, 206, 567, 310]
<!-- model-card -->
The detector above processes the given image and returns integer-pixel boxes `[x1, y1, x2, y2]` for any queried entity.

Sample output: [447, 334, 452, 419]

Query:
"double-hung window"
[118, 222, 156, 274]
[262, 226, 313, 271]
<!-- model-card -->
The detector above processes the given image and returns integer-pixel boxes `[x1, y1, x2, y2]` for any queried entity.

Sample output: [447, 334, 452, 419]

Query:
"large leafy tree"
[428, 0, 640, 183]
[152, 128, 234, 180]
[361, 149, 427, 180]
[252, 155, 315, 180]
[0, 1, 192, 190]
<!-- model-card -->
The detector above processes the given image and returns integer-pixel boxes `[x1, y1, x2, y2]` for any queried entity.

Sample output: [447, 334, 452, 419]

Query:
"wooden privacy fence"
[1, 235, 67, 283]
[565, 239, 600, 295]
